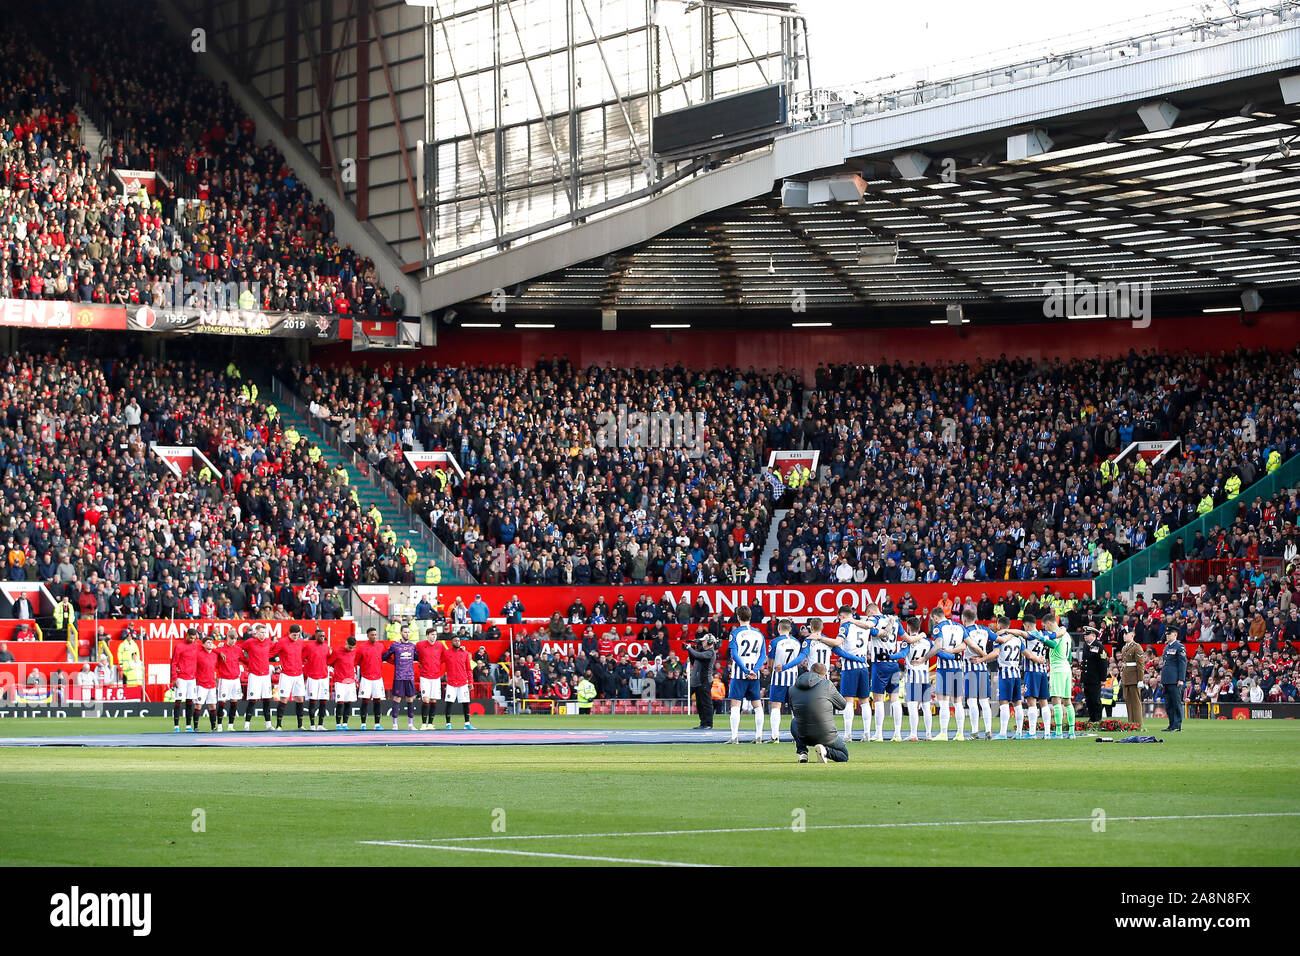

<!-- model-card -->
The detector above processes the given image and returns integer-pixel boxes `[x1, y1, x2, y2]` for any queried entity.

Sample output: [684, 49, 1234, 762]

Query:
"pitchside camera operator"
[688, 634, 719, 729]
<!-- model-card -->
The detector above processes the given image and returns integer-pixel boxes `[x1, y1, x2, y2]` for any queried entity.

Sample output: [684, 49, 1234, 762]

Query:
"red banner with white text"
[426, 581, 1094, 622]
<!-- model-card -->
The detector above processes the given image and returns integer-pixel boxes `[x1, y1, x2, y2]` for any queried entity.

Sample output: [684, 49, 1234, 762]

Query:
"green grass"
[1, 717, 1297, 866]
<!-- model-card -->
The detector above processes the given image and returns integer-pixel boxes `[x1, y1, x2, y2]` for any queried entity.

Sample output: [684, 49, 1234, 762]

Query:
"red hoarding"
[428, 581, 1093, 621]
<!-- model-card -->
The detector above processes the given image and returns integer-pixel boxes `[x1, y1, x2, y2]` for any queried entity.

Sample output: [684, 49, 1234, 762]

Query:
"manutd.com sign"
[431, 581, 1095, 619]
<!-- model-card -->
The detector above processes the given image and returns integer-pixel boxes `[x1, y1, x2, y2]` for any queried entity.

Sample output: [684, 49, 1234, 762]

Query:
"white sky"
[797, 0, 1276, 94]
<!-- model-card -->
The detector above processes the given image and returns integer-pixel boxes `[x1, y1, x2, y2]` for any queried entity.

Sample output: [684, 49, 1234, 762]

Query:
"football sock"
[460, 703, 470, 723]
[769, 705, 781, 739]
[874, 700, 886, 736]
[729, 703, 741, 738]
[861, 700, 872, 738]
[208, 710, 216, 731]
[295, 700, 304, 730]
[980, 699, 993, 735]
[407, 700, 415, 720]
[173, 702, 182, 727]
[1053, 704, 1064, 734]
[1066, 704, 1075, 732]
[843, 700, 854, 739]
[952, 700, 965, 736]
[891, 699, 903, 738]
[275, 702, 285, 728]
[753, 704, 764, 739]
[938, 699, 950, 736]
[922, 702, 933, 737]
[999, 703, 1010, 736]
[263, 700, 273, 724]
[1014, 703, 1024, 735]
[907, 701, 919, 736]
[966, 699, 978, 735]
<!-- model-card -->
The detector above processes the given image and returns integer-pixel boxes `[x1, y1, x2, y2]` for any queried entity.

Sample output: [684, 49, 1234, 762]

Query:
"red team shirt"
[216, 645, 243, 680]
[194, 648, 218, 689]
[442, 648, 473, 688]
[328, 647, 357, 684]
[354, 640, 387, 681]
[171, 641, 199, 680]
[416, 640, 444, 680]
[239, 637, 273, 676]
[303, 642, 330, 680]
[271, 637, 306, 677]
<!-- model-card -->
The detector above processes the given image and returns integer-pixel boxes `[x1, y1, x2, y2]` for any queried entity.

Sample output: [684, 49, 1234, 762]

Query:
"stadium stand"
[3, 2, 399, 317]
[0, 348, 423, 628]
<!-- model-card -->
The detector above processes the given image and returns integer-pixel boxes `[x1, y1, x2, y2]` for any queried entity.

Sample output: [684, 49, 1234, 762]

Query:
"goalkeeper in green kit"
[1035, 611, 1076, 739]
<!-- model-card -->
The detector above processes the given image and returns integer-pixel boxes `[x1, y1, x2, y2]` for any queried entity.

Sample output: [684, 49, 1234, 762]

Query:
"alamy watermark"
[594, 405, 706, 458]
[1042, 273, 1151, 329]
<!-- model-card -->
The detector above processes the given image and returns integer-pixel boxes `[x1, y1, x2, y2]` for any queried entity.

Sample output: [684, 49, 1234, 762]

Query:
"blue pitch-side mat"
[0, 729, 1081, 748]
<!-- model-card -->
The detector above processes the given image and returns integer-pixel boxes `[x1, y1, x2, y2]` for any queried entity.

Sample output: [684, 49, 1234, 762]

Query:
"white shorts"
[246, 674, 273, 699]
[334, 681, 357, 703]
[218, 678, 243, 701]
[194, 685, 217, 707]
[173, 678, 196, 701]
[420, 677, 443, 700]
[306, 678, 330, 700]
[359, 677, 387, 699]
[444, 684, 469, 704]
[276, 674, 305, 699]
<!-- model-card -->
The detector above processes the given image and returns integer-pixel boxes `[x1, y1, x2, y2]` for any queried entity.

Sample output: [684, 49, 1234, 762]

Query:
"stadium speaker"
[601, 309, 617, 331]
[1006, 128, 1053, 162]
[946, 304, 964, 326]
[807, 174, 867, 204]
[781, 180, 810, 207]
[1280, 74, 1300, 105]
[1137, 101, 1180, 132]
[892, 151, 932, 180]
[1240, 288, 1263, 313]
[441, 308, 458, 325]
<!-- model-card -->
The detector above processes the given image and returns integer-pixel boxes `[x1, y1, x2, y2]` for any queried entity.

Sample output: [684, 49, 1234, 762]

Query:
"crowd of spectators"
[2, 3, 402, 317]
[1, 347, 423, 630]
[771, 349, 1300, 585]
[285, 356, 805, 585]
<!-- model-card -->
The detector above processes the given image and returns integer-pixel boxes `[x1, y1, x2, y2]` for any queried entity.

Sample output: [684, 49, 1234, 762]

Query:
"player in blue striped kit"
[960, 607, 998, 740]
[991, 616, 1026, 739]
[726, 606, 768, 744]
[866, 608, 906, 742]
[889, 615, 937, 740]
[929, 608, 968, 741]
[835, 605, 877, 742]
[1000, 622, 1052, 738]
[766, 619, 805, 744]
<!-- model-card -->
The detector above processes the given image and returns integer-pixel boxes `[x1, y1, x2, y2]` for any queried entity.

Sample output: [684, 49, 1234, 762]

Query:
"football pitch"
[1, 716, 1298, 867]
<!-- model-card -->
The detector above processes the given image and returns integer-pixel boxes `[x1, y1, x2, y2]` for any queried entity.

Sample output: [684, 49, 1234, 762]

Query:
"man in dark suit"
[12, 594, 33, 620]
[687, 635, 718, 729]
[1159, 631, 1188, 732]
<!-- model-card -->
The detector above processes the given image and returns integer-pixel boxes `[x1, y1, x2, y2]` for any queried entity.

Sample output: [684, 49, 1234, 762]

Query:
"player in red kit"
[329, 636, 359, 729]
[171, 628, 200, 733]
[270, 624, 307, 730]
[440, 636, 475, 730]
[416, 628, 445, 731]
[193, 637, 220, 732]
[354, 627, 388, 730]
[303, 629, 332, 731]
[239, 623, 276, 731]
[215, 632, 244, 731]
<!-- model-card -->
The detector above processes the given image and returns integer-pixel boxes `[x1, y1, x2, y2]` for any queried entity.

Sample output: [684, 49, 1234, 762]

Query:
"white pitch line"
[381, 810, 1300, 844]
[358, 840, 714, 867]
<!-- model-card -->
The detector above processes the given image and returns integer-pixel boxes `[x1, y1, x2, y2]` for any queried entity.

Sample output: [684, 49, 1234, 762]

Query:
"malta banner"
[128, 306, 343, 340]
[403, 451, 466, 481]
[0, 299, 127, 331]
[427, 581, 1095, 622]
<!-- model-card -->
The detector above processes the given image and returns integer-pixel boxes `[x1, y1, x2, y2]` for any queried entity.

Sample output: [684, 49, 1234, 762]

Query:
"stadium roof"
[438, 5, 1300, 327]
